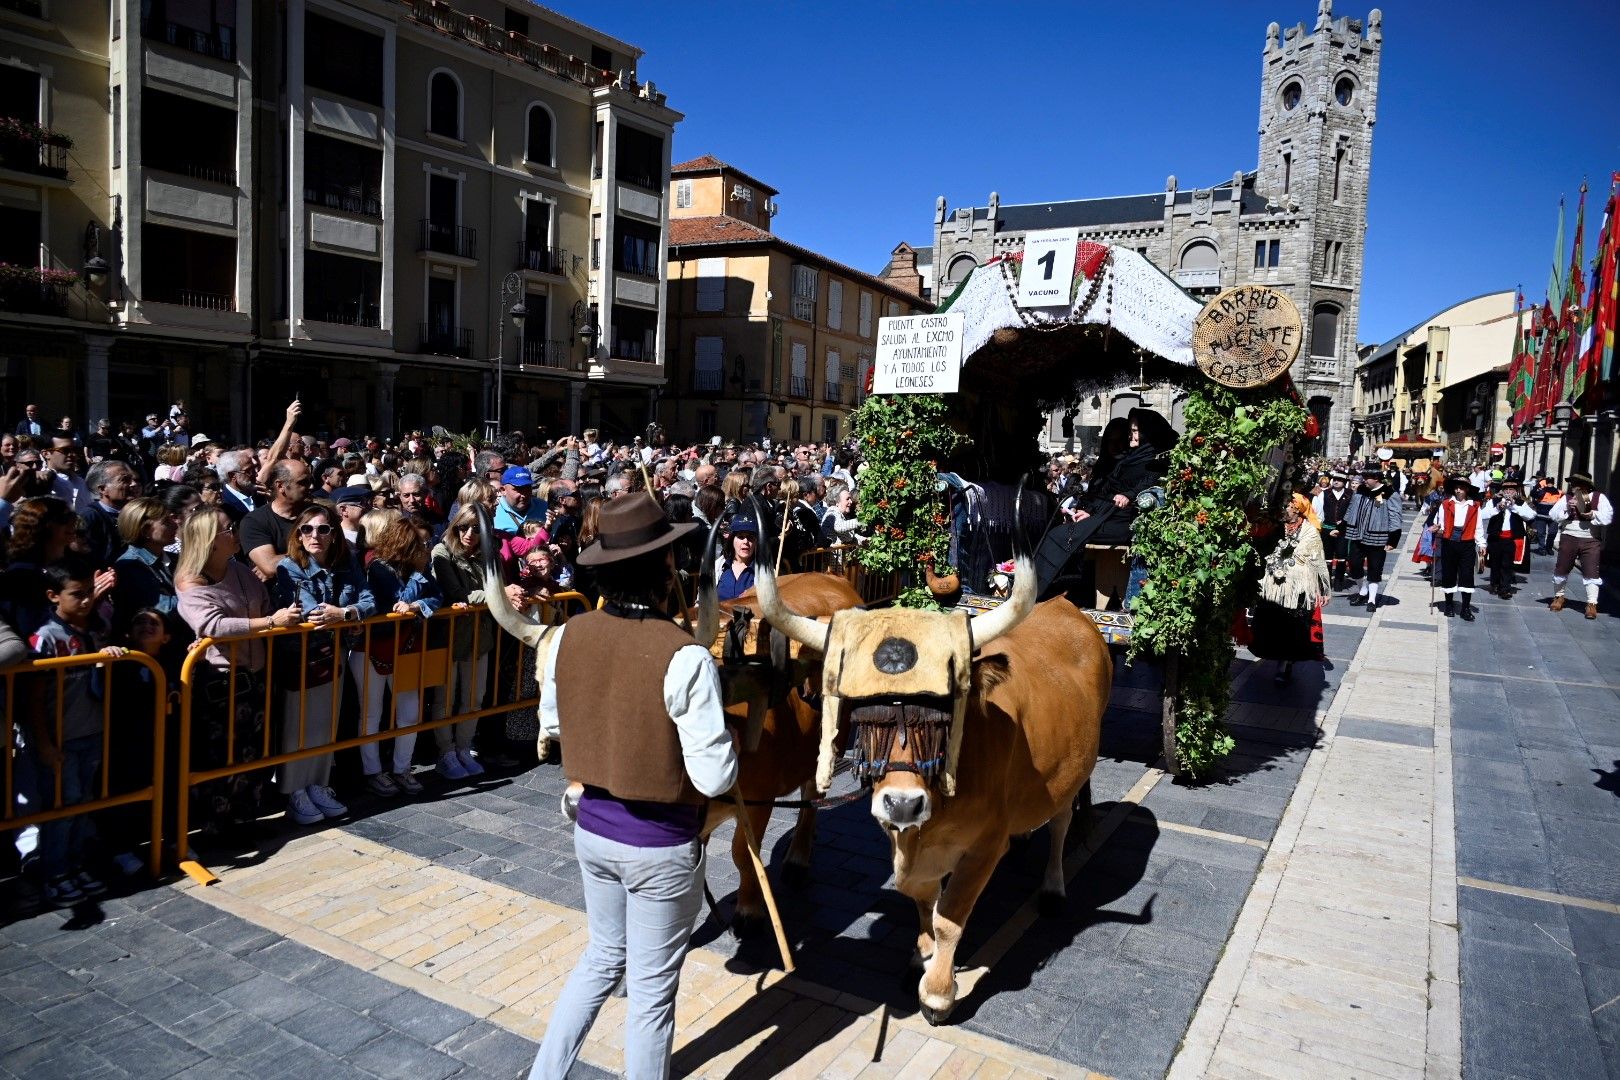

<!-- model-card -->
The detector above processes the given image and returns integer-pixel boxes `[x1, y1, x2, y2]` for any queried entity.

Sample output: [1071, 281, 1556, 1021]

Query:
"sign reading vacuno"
[873, 313, 966, 394]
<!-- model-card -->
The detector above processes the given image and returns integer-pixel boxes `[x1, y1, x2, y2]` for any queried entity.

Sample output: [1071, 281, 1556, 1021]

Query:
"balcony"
[142, 16, 236, 62]
[1307, 355, 1338, 380]
[420, 323, 473, 357]
[0, 123, 70, 180]
[154, 161, 236, 187]
[693, 370, 722, 392]
[1173, 267, 1221, 290]
[517, 241, 565, 276]
[307, 304, 380, 328]
[403, 0, 620, 93]
[419, 219, 476, 260]
[823, 383, 845, 404]
[790, 296, 815, 322]
[615, 255, 658, 278]
[519, 338, 571, 370]
[150, 288, 235, 311]
[0, 267, 74, 317]
[789, 375, 810, 398]
[305, 182, 381, 219]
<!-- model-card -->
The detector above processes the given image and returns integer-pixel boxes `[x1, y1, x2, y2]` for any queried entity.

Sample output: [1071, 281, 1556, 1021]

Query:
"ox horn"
[970, 483, 1036, 649]
[689, 512, 723, 647]
[749, 496, 826, 651]
[475, 503, 549, 651]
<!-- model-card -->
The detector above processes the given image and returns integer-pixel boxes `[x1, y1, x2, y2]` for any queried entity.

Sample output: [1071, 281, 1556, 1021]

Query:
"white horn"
[753, 564, 826, 650]
[476, 504, 549, 651]
[970, 553, 1035, 650]
[690, 513, 723, 646]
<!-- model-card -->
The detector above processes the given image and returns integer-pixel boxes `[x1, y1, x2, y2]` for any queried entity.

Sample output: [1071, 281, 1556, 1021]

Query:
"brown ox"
[758, 556, 1111, 1024]
[699, 572, 864, 930]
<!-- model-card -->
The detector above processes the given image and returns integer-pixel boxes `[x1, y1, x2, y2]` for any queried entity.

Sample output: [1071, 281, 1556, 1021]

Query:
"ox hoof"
[731, 911, 767, 939]
[918, 1001, 955, 1027]
[781, 861, 810, 888]
[1037, 890, 1067, 918]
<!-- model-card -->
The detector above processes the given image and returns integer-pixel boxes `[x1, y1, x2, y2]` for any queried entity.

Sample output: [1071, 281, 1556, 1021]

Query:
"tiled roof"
[668, 216, 929, 309]
[670, 155, 778, 196]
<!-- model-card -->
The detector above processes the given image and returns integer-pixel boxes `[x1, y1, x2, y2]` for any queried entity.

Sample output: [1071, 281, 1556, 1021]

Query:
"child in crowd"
[23, 558, 129, 904]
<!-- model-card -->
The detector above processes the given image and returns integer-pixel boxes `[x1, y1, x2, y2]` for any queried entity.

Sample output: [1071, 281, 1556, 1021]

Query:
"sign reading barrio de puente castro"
[1191, 285, 1303, 389]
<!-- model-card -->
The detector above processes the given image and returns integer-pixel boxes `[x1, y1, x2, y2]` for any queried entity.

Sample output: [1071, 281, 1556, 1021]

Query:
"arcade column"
[84, 335, 112, 425]
[377, 363, 399, 438]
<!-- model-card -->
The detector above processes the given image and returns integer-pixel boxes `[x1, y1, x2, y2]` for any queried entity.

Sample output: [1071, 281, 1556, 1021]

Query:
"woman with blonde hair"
[111, 497, 182, 635]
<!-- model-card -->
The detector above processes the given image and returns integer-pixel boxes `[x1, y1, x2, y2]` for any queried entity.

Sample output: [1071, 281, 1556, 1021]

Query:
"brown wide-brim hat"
[576, 494, 700, 566]
[1568, 472, 1594, 491]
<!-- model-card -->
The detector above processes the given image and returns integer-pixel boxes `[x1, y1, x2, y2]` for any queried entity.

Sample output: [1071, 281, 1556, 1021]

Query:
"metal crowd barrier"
[1, 651, 169, 879]
[173, 594, 589, 879]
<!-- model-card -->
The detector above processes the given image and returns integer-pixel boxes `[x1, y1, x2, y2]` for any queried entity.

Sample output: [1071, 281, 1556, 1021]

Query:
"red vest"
[1441, 500, 1478, 542]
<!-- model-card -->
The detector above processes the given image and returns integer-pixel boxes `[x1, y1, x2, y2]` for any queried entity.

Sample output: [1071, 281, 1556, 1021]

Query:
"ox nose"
[880, 789, 928, 827]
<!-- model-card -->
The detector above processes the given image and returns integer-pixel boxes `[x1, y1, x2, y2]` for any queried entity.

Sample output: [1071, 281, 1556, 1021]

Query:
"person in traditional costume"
[1548, 472, 1613, 620]
[1251, 494, 1331, 684]
[1312, 470, 1354, 589]
[1433, 476, 1483, 620]
[529, 496, 738, 1079]
[1343, 468, 1404, 611]
[1479, 478, 1535, 598]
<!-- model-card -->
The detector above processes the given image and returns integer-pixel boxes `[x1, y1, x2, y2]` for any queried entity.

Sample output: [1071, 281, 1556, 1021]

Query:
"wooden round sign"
[1192, 285, 1302, 388]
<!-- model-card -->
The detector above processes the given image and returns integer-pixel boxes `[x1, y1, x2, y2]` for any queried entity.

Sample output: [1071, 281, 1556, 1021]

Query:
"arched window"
[946, 254, 977, 284]
[1179, 240, 1218, 271]
[525, 102, 554, 166]
[1311, 303, 1341, 359]
[428, 70, 461, 139]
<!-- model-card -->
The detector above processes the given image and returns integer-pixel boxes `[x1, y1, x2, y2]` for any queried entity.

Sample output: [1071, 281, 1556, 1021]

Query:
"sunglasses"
[299, 524, 333, 536]
[457, 524, 479, 534]
[16, 459, 41, 468]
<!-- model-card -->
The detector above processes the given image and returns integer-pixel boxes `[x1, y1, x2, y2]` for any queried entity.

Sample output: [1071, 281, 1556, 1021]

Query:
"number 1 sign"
[1015, 228, 1080, 308]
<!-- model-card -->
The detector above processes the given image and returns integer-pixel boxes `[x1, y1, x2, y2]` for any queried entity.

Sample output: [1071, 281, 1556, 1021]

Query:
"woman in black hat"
[528, 496, 736, 1079]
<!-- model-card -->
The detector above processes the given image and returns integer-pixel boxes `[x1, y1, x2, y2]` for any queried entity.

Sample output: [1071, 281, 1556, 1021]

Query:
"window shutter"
[791, 341, 807, 377]
[826, 349, 841, 383]
[695, 257, 724, 311]
[676, 180, 691, 209]
[858, 292, 872, 336]
[695, 336, 723, 371]
[827, 281, 843, 330]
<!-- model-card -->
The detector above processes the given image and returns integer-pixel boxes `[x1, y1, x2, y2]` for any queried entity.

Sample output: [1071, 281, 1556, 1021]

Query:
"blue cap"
[501, 466, 534, 487]
[728, 514, 760, 535]
[332, 485, 372, 505]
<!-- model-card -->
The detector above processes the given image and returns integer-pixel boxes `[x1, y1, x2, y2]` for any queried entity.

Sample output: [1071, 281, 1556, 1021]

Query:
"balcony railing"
[517, 241, 565, 275]
[0, 129, 69, 179]
[823, 383, 845, 404]
[1173, 267, 1221, 290]
[305, 183, 381, 218]
[789, 375, 810, 398]
[308, 304, 381, 328]
[615, 256, 658, 278]
[420, 323, 473, 357]
[1307, 355, 1338, 380]
[693, 370, 722, 392]
[420, 218, 476, 259]
[614, 339, 653, 362]
[790, 296, 815, 321]
[519, 337, 571, 369]
[155, 161, 237, 186]
[616, 169, 660, 192]
[0, 270, 72, 317]
[148, 288, 235, 311]
[404, 0, 618, 92]
[0, 0, 45, 18]
[142, 16, 236, 62]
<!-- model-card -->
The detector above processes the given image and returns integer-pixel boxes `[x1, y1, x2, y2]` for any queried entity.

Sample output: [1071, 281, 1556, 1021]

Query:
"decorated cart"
[847, 238, 1314, 777]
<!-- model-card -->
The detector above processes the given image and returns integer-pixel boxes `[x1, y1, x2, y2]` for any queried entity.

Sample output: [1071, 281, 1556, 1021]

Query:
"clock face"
[1281, 81, 1302, 111]
[1335, 77, 1355, 106]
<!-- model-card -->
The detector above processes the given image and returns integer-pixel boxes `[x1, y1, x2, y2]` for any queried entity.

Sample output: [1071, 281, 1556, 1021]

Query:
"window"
[695, 257, 724, 312]
[1253, 239, 1279, 269]
[111, 86, 121, 168]
[503, 7, 530, 36]
[1180, 240, 1218, 270]
[790, 414, 802, 442]
[0, 206, 40, 268]
[945, 254, 977, 284]
[826, 348, 841, 389]
[887, 301, 900, 317]
[1281, 80, 1302, 111]
[1311, 303, 1341, 359]
[858, 292, 872, 336]
[790, 341, 808, 396]
[305, 13, 383, 106]
[0, 65, 39, 125]
[822, 417, 838, 443]
[1323, 240, 1344, 278]
[693, 336, 723, 391]
[675, 179, 691, 209]
[1281, 151, 1292, 195]
[1333, 146, 1346, 202]
[827, 280, 842, 330]
[697, 410, 717, 437]
[591, 45, 612, 73]
[791, 264, 816, 321]
[1335, 76, 1355, 107]
[429, 71, 461, 139]
[525, 103, 554, 166]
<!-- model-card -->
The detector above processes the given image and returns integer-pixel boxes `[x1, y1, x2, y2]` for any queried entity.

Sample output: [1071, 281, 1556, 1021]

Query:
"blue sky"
[558, 1, 1620, 345]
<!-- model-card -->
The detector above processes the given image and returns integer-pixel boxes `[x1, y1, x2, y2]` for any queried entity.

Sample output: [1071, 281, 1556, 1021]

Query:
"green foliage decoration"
[1127, 382, 1308, 778]
[849, 392, 964, 610]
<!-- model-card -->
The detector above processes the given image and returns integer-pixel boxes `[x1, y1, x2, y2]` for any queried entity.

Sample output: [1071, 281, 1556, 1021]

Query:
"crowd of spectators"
[0, 398, 873, 912]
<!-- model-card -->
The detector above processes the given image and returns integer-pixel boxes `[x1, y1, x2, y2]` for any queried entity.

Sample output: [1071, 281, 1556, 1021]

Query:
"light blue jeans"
[530, 826, 705, 1080]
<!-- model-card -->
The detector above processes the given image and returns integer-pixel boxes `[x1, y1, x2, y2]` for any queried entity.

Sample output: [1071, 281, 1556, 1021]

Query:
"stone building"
[662, 156, 930, 445]
[0, 0, 680, 444]
[919, 3, 1381, 459]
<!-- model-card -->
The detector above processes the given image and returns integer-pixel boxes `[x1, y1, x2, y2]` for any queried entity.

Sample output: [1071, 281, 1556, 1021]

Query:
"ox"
[475, 506, 863, 931]
[758, 554, 1111, 1023]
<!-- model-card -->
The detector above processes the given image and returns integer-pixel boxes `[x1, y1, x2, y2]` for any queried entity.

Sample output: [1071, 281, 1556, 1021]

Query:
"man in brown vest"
[529, 495, 736, 1080]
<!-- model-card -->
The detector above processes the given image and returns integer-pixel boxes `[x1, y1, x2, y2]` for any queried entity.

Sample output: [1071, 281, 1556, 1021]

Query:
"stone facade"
[927, 3, 1381, 459]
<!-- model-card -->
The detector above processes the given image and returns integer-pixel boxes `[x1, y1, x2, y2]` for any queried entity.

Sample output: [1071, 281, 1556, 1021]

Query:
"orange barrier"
[1, 651, 168, 879]
[172, 595, 594, 877]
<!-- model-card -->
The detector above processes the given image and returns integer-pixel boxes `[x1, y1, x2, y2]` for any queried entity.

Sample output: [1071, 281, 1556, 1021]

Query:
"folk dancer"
[1312, 471, 1354, 590]
[1434, 477, 1483, 621]
[1548, 472, 1612, 620]
[529, 495, 738, 1079]
[1344, 468, 1404, 612]
[1479, 479, 1535, 598]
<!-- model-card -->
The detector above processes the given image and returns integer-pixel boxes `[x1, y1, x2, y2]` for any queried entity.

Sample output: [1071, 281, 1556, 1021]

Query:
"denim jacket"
[273, 554, 376, 656]
[364, 559, 443, 654]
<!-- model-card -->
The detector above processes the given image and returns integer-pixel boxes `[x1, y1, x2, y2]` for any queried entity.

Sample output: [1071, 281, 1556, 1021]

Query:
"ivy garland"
[1127, 383, 1308, 778]
[849, 390, 964, 610]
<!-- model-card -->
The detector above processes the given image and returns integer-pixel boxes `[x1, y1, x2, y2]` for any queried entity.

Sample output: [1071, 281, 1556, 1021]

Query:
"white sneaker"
[366, 772, 400, 798]
[306, 785, 348, 819]
[393, 770, 423, 795]
[456, 749, 485, 777]
[437, 750, 469, 780]
[287, 789, 324, 825]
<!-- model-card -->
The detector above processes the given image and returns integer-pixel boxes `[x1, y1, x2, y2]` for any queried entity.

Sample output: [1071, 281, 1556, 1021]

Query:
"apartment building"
[0, 0, 679, 443]
[662, 155, 930, 445]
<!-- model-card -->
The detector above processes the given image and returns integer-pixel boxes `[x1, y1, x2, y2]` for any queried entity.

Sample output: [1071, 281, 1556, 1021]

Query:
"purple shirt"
[576, 786, 703, 847]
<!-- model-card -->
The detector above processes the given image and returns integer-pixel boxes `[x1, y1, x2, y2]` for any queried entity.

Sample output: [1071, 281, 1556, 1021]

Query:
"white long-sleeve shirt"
[1479, 497, 1536, 548]
[538, 623, 737, 798]
[1549, 492, 1613, 540]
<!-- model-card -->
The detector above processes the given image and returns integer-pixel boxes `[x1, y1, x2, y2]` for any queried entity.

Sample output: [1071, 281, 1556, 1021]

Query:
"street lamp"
[1551, 399, 1575, 430]
[490, 271, 525, 440]
[570, 300, 599, 358]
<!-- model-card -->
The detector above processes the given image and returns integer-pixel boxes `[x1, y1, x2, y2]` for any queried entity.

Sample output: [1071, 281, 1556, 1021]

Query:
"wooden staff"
[772, 498, 793, 575]
[729, 785, 795, 973]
